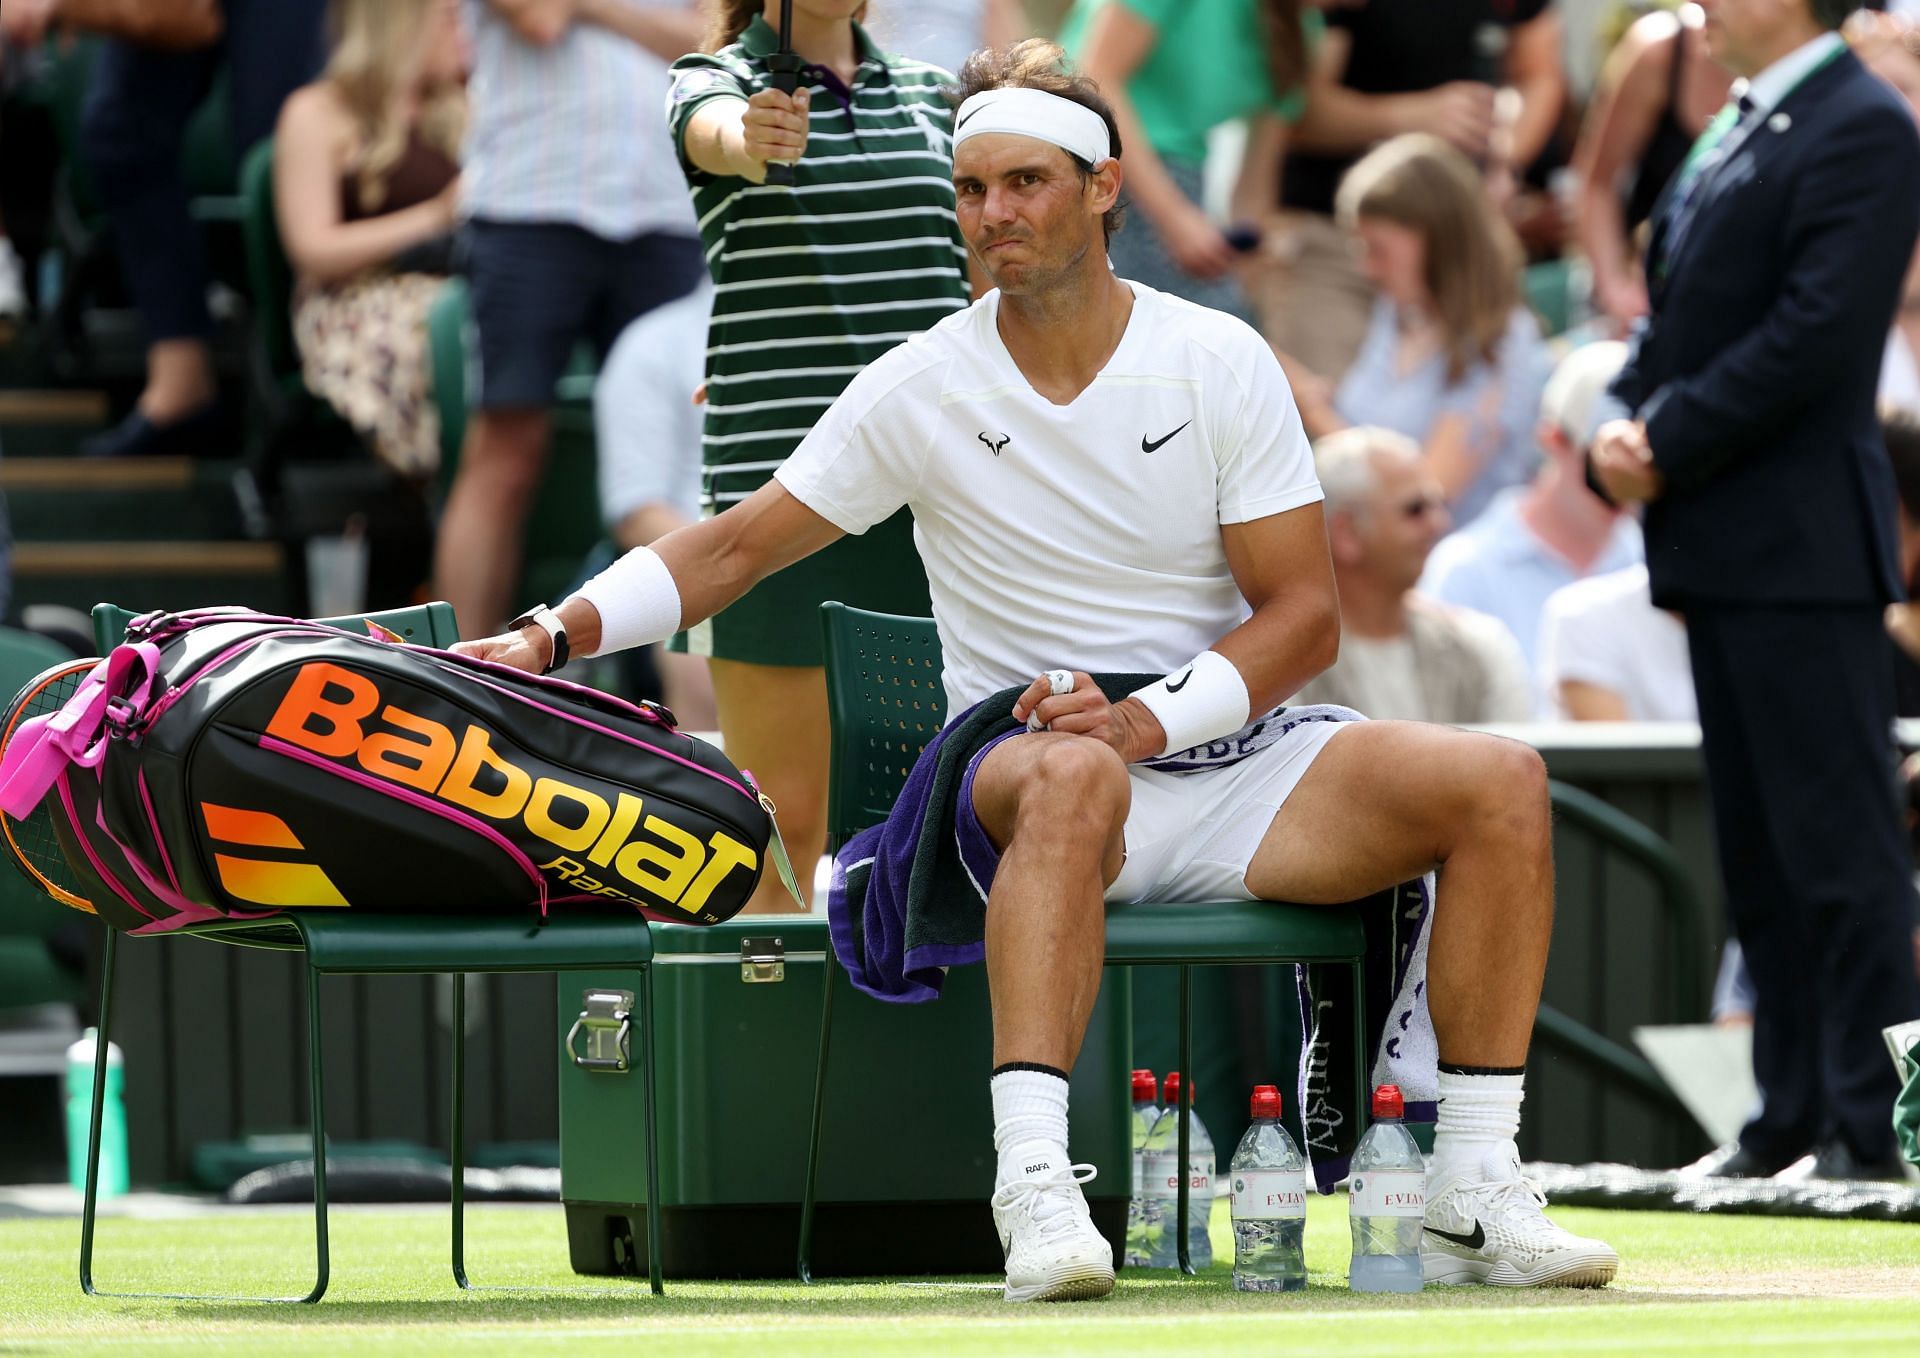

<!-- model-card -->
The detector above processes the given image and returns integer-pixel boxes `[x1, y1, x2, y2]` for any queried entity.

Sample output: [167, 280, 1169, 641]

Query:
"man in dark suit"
[1592, 0, 1920, 1178]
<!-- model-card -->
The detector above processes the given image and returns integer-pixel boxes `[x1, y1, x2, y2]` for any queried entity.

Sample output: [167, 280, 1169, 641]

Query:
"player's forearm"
[1214, 594, 1342, 717]
[557, 484, 842, 657]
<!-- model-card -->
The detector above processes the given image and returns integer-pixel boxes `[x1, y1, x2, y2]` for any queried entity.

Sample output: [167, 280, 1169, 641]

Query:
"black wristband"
[507, 606, 570, 675]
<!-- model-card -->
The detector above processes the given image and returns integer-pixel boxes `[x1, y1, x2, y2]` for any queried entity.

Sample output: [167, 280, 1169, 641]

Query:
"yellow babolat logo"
[263, 662, 757, 916]
[200, 803, 349, 908]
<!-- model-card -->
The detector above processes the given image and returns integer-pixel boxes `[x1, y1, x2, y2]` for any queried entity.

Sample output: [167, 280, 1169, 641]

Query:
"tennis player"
[462, 41, 1619, 1302]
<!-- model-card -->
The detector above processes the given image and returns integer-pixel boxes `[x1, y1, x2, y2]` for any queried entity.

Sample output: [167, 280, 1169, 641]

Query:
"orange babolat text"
[264, 661, 758, 916]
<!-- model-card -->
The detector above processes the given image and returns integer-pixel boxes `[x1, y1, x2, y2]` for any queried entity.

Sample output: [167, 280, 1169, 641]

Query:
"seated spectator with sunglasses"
[1290, 426, 1531, 723]
[1419, 341, 1645, 682]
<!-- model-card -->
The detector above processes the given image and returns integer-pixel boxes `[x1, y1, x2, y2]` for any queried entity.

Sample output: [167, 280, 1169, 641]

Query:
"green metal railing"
[1539, 780, 1709, 1115]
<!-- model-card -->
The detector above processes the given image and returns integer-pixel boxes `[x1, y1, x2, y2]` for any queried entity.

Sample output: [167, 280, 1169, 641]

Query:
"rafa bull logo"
[263, 662, 758, 917]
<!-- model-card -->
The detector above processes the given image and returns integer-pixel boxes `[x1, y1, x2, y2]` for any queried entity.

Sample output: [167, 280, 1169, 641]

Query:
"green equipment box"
[559, 916, 1133, 1279]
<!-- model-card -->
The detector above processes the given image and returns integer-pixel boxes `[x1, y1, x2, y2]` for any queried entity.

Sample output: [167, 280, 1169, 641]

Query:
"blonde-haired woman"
[275, 0, 467, 478]
[1291, 133, 1549, 529]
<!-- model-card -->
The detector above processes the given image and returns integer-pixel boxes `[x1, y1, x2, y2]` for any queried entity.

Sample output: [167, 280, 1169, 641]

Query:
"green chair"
[80, 603, 663, 1303]
[238, 138, 301, 406]
[0, 627, 93, 1013]
[796, 604, 1370, 1280]
[1525, 259, 1578, 339]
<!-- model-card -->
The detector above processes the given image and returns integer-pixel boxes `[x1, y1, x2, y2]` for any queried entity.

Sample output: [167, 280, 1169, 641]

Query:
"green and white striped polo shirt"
[667, 16, 970, 509]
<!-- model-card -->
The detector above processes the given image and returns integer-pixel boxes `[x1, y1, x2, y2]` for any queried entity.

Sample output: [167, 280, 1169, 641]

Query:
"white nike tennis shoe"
[990, 1160, 1117, 1302]
[1421, 1143, 1619, 1288]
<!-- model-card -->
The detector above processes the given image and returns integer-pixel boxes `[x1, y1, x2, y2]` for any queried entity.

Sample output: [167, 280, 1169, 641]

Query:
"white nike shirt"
[774, 283, 1325, 717]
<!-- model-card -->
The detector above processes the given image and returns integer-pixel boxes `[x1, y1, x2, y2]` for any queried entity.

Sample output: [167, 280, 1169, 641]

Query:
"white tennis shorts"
[1104, 714, 1353, 904]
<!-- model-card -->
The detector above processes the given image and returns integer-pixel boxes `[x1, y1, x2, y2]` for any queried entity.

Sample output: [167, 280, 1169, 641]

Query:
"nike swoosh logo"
[1165, 669, 1193, 693]
[1425, 1222, 1486, 1250]
[1141, 420, 1191, 454]
[956, 107, 980, 132]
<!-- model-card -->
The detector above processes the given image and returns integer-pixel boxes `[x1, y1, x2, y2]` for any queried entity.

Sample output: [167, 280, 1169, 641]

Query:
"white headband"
[952, 87, 1113, 168]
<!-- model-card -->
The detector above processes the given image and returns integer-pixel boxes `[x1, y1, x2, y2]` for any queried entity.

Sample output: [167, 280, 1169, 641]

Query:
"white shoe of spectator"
[991, 1160, 1116, 1302]
[0, 239, 25, 320]
[1422, 1143, 1619, 1288]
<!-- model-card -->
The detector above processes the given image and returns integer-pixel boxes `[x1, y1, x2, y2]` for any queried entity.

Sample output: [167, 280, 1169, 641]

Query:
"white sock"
[1432, 1069, 1524, 1178]
[991, 1067, 1070, 1187]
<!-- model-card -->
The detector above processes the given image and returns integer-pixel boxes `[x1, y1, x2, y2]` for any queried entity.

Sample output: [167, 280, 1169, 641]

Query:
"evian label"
[1231, 1169, 1307, 1221]
[1348, 1170, 1425, 1218]
[1142, 1152, 1211, 1199]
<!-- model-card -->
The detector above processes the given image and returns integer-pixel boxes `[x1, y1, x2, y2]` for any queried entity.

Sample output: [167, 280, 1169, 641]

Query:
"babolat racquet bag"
[0, 610, 787, 932]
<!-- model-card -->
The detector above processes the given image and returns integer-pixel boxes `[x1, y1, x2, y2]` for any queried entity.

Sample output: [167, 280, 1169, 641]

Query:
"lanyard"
[1678, 38, 1846, 181]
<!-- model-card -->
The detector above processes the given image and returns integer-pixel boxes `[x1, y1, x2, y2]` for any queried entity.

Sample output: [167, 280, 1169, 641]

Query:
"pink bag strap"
[0, 642, 163, 817]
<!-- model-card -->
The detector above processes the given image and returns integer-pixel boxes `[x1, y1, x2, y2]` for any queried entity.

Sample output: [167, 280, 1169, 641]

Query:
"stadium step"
[1, 455, 245, 541]
[10, 539, 288, 616]
[0, 388, 110, 459]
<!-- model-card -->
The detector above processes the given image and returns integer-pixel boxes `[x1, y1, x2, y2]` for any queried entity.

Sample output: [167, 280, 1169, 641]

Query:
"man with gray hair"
[1292, 427, 1532, 723]
[1421, 342, 1647, 675]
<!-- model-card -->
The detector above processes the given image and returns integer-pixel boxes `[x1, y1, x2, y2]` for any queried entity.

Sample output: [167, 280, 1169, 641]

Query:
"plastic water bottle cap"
[66, 1029, 124, 1069]
[1372, 1083, 1405, 1119]
[1131, 1070, 1158, 1103]
[1162, 1071, 1192, 1105]
[1249, 1084, 1283, 1119]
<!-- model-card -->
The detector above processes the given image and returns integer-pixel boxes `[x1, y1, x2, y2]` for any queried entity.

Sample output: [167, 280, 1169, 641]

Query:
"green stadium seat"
[78, 603, 663, 1303]
[238, 138, 300, 401]
[0, 627, 91, 1014]
[1525, 258, 1578, 339]
[796, 604, 1371, 1281]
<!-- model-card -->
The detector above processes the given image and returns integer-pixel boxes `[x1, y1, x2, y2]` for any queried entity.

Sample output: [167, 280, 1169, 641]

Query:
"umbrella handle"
[764, 52, 806, 187]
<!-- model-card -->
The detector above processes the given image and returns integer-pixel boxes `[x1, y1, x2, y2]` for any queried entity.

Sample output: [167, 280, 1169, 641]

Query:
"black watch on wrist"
[506, 604, 570, 675]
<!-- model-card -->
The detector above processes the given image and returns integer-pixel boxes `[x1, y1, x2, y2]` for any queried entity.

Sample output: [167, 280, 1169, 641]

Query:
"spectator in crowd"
[864, 0, 1030, 77]
[1885, 249, 1920, 411]
[1536, 563, 1694, 719]
[1851, 12, 1920, 407]
[432, 0, 709, 639]
[663, 2, 971, 911]
[1871, 406, 1920, 712]
[275, 0, 467, 480]
[1421, 340, 1644, 672]
[1060, 0, 1315, 318]
[1260, 0, 1566, 378]
[1, 0, 330, 458]
[1290, 134, 1552, 528]
[0, 44, 33, 326]
[0, 97, 21, 324]
[592, 280, 719, 730]
[1290, 425, 1533, 722]
[1593, 0, 1920, 1182]
[1573, 2, 1732, 335]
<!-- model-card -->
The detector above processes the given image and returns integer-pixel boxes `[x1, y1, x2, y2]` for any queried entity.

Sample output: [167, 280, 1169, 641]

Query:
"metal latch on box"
[565, 989, 634, 1073]
[740, 936, 785, 983]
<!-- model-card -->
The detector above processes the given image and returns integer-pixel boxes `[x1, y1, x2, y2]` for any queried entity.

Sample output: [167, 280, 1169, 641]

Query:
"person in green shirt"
[1060, 0, 1314, 319]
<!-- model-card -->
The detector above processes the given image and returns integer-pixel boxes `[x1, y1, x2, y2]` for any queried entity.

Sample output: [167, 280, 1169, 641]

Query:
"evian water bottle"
[1124, 1069, 1160, 1267]
[1347, 1084, 1426, 1293]
[1142, 1071, 1213, 1268]
[1229, 1084, 1307, 1291]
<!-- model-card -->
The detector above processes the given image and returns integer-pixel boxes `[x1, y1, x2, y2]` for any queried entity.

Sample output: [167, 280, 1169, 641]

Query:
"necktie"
[1656, 92, 1757, 277]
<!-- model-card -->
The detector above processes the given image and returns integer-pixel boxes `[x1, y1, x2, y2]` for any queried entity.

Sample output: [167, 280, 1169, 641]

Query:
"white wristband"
[1128, 650, 1250, 759]
[569, 546, 683, 657]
